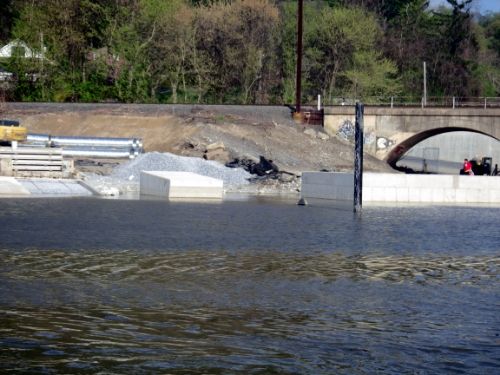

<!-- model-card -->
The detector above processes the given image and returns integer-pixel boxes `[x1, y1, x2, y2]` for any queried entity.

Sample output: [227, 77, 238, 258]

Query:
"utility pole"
[40, 32, 45, 100]
[423, 61, 427, 107]
[294, 0, 303, 119]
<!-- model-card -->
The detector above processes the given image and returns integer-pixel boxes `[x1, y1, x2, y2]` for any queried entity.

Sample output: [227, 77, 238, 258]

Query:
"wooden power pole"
[294, 0, 303, 119]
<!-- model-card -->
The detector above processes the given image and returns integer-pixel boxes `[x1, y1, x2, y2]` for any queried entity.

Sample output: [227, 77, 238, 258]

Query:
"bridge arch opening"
[386, 127, 500, 173]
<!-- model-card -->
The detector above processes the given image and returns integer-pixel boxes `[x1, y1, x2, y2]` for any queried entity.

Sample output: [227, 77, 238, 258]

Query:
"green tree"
[481, 13, 500, 58]
[382, 0, 430, 99]
[473, 14, 500, 96]
[278, 1, 298, 104]
[304, 5, 401, 103]
[193, 0, 280, 103]
[425, 0, 479, 96]
[11, 0, 113, 101]
[146, 1, 194, 103]
[4, 0, 496, 104]
[0, 0, 17, 42]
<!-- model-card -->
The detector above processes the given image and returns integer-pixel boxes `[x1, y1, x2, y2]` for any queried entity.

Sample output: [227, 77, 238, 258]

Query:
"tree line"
[0, 0, 498, 105]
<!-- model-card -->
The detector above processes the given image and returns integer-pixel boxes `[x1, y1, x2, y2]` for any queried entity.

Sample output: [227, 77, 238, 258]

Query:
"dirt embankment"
[2, 103, 395, 176]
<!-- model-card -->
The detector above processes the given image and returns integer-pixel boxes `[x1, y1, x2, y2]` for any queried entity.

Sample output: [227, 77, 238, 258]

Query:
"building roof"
[0, 40, 45, 59]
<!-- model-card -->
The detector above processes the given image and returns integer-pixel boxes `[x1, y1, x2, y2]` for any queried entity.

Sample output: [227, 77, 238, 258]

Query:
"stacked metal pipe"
[24, 134, 143, 159]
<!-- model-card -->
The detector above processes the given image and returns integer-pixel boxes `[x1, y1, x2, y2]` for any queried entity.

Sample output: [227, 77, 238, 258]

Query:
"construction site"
[0, 101, 396, 198]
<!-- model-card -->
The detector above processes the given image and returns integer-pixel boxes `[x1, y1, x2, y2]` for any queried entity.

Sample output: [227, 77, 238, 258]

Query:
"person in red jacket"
[463, 159, 474, 175]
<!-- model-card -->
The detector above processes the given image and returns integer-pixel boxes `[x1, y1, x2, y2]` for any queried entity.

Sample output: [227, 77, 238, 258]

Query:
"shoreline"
[2, 175, 500, 209]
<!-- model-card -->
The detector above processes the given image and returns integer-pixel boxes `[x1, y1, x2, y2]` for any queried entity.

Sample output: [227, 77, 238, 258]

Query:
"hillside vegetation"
[0, 0, 498, 105]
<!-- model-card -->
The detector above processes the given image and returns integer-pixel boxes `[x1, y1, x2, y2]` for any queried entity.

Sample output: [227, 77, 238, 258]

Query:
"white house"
[0, 40, 45, 59]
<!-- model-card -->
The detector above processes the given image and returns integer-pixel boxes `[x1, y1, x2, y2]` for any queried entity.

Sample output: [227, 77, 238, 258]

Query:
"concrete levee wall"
[301, 171, 500, 203]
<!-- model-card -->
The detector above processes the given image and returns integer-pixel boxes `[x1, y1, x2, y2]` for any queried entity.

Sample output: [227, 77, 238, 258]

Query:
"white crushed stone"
[83, 152, 251, 195]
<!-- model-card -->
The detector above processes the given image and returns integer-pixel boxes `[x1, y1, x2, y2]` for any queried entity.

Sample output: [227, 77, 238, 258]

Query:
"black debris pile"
[226, 156, 280, 178]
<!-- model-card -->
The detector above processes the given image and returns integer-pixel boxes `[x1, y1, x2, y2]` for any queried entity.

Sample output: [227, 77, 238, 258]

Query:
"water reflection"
[0, 198, 499, 374]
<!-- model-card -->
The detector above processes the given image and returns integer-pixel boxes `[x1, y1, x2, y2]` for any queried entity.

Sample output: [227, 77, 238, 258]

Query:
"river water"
[0, 196, 498, 374]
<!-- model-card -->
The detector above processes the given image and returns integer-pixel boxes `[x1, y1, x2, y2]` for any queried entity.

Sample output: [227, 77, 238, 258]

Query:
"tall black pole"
[354, 102, 364, 212]
[295, 0, 303, 115]
[423, 61, 427, 107]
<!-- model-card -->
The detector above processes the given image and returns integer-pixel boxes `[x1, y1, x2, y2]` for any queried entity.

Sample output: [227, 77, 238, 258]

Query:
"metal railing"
[318, 96, 500, 108]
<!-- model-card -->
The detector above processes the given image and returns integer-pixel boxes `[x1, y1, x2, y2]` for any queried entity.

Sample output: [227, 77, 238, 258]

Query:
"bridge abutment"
[323, 106, 500, 163]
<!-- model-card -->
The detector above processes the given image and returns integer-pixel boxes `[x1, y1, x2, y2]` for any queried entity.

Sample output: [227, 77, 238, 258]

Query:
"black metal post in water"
[295, 0, 303, 115]
[354, 103, 364, 212]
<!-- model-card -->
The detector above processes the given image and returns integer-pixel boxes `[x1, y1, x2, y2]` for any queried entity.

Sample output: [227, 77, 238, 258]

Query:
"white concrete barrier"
[0, 177, 30, 196]
[301, 172, 500, 203]
[301, 172, 353, 200]
[140, 171, 223, 199]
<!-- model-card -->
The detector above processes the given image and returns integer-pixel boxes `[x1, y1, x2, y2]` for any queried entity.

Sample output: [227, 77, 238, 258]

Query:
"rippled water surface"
[0, 197, 499, 374]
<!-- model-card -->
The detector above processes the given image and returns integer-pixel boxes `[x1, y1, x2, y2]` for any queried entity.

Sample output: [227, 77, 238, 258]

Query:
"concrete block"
[443, 189, 456, 203]
[302, 171, 353, 188]
[0, 177, 30, 196]
[301, 172, 354, 201]
[456, 175, 500, 190]
[489, 189, 500, 202]
[419, 188, 434, 202]
[455, 189, 468, 202]
[370, 187, 384, 201]
[332, 174, 354, 188]
[396, 188, 409, 202]
[465, 189, 481, 203]
[458, 175, 486, 189]
[408, 188, 421, 202]
[431, 188, 445, 202]
[301, 182, 353, 200]
[407, 174, 453, 189]
[363, 187, 373, 201]
[140, 171, 223, 199]
[487, 177, 500, 189]
[476, 191, 490, 203]
[365, 172, 402, 187]
[370, 187, 397, 202]
[384, 187, 398, 201]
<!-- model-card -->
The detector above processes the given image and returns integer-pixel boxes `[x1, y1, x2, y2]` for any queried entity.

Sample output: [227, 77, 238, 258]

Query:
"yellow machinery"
[0, 120, 27, 144]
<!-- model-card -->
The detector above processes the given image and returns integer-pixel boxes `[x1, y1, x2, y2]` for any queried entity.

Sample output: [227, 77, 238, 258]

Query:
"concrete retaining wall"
[140, 171, 223, 199]
[301, 172, 500, 203]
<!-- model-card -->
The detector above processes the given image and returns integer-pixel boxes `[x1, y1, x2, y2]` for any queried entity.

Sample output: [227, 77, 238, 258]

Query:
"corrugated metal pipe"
[61, 149, 138, 159]
[25, 133, 143, 159]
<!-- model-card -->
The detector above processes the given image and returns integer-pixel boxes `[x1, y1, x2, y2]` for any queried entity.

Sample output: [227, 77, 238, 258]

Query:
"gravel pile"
[113, 152, 251, 186]
[83, 152, 252, 196]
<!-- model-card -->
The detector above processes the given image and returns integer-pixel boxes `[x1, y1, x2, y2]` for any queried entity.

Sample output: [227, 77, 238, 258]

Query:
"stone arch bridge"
[323, 106, 500, 167]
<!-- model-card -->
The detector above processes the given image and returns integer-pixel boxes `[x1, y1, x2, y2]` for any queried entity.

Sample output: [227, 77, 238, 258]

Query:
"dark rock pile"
[226, 156, 279, 177]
